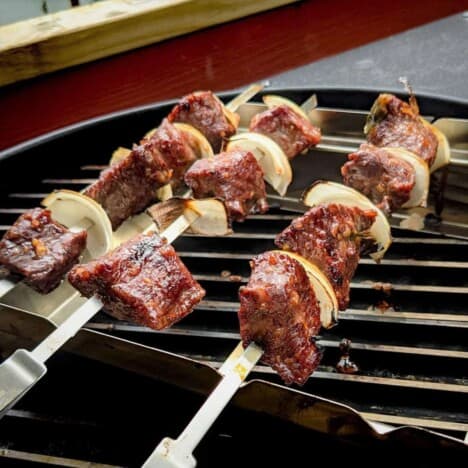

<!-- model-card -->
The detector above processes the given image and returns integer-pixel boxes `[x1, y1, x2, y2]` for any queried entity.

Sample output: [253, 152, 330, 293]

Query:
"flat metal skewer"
[142, 342, 263, 468]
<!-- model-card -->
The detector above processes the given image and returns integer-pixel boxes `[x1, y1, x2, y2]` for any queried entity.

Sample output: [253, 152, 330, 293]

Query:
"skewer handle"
[142, 342, 263, 468]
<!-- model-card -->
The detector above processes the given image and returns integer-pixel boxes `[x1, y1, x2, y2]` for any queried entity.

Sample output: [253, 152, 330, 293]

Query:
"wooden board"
[0, 0, 299, 86]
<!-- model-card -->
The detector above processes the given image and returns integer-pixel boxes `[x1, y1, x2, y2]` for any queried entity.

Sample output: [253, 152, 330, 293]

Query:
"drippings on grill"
[168, 91, 237, 152]
[68, 232, 205, 330]
[184, 150, 269, 222]
[0, 208, 87, 294]
[341, 143, 415, 213]
[249, 104, 321, 159]
[275, 204, 376, 310]
[238, 251, 322, 385]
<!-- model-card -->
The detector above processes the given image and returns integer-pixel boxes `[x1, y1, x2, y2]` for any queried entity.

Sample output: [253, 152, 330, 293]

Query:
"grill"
[0, 88, 467, 465]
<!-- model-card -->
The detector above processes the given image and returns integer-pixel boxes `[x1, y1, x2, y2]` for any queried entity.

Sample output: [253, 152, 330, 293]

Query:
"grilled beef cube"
[68, 232, 205, 330]
[238, 251, 322, 385]
[144, 118, 197, 187]
[167, 91, 236, 152]
[342, 143, 415, 213]
[366, 94, 438, 167]
[0, 208, 87, 294]
[249, 105, 321, 159]
[275, 204, 376, 310]
[184, 150, 268, 222]
[84, 139, 172, 229]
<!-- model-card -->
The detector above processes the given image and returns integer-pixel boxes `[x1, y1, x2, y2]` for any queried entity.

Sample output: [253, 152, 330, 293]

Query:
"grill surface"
[0, 89, 467, 464]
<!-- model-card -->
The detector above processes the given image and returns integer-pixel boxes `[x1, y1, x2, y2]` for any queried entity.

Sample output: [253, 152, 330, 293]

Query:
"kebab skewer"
[144, 182, 391, 468]
[0, 197, 230, 419]
[342, 89, 451, 214]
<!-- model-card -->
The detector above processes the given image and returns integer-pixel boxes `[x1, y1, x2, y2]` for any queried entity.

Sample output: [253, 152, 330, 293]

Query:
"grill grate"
[0, 89, 467, 463]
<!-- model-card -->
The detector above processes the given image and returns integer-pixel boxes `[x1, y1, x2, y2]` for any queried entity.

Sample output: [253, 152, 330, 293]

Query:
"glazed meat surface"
[238, 251, 322, 385]
[249, 105, 321, 159]
[84, 140, 172, 229]
[366, 94, 438, 167]
[143, 118, 197, 187]
[0, 208, 87, 293]
[342, 143, 415, 213]
[167, 91, 237, 152]
[68, 232, 205, 330]
[184, 150, 268, 222]
[275, 204, 376, 310]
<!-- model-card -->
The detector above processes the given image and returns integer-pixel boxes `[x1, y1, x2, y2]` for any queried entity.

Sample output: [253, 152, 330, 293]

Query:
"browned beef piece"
[366, 94, 438, 167]
[68, 232, 205, 330]
[167, 91, 237, 152]
[184, 150, 268, 222]
[142, 119, 197, 187]
[84, 139, 172, 229]
[238, 251, 322, 385]
[249, 105, 321, 159]
[275, 204, 376, 310]
[0, 208, 87, 293]
[341, 143, 415, 213]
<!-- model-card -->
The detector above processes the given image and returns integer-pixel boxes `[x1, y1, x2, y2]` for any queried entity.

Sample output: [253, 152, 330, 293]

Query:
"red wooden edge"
[0, 0, 467, 150]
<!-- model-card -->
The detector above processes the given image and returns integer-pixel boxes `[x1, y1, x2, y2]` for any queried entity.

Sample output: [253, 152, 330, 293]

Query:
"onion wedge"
[225, 132, 292, 196]
[148, 197, 231, 237]
[275, 250, 338, 329]
[109, 146, 131, 165]
[382, 147, 430, 208]
[173, 122, 214, 159]
[302, 181, 392, 262]
[419, 118, 451, 172]
[263, 94, 309, 121]
[143, 122, 213, 159]
[42, 190, 113, 258]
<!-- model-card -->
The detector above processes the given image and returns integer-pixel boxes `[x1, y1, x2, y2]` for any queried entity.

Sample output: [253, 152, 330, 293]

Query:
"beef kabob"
[0, 195, 230, 419]
[341, 87, 451, 214]
[178, 92, 323, 223]
[144, 183, 391, 467]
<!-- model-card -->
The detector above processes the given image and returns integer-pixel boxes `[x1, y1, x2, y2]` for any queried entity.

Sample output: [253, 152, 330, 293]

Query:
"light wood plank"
[0, 0, 299, 86]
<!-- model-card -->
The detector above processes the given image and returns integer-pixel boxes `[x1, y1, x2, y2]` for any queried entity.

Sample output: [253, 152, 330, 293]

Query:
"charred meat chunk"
[184, 150, 268, 222]
[143, 118, 197, 187]
[341, 143, 415, 213]
[249, 105, 321, 159]
[84, 139, 172, 229]
[238, 251, 322, 385]
[0, 208, 87, 294]
[168, 91, 237, 152]
[275, 204, 376, 310]
[366, 94, 438, 167]
[68, 232, 205, 330]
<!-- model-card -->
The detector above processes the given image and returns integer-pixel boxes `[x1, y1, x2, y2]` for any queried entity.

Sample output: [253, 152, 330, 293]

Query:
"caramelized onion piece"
[148, 197, 231, 237]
